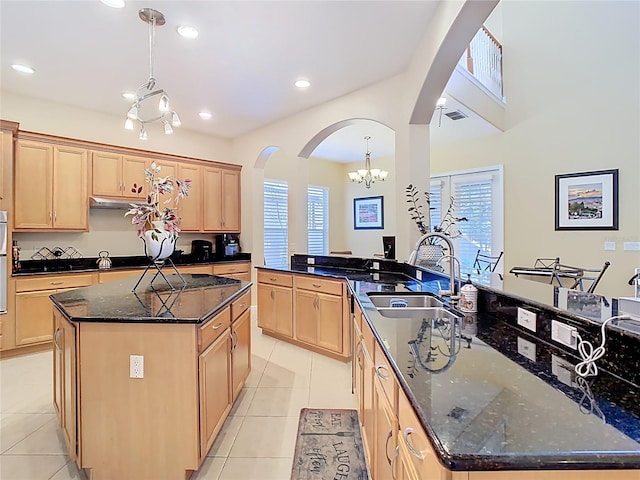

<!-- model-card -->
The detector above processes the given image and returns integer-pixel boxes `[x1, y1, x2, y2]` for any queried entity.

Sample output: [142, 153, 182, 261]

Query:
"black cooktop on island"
[14, 252, 251, 275]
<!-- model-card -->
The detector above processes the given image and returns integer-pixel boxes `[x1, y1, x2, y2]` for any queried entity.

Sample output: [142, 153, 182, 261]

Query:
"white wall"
[431, 0, 640, 297]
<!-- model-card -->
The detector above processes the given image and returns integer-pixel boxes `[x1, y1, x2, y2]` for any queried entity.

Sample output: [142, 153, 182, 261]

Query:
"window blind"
[429, 180, 443, 232]
[307, 186, 328, 256]
[264, 180, 289, 269]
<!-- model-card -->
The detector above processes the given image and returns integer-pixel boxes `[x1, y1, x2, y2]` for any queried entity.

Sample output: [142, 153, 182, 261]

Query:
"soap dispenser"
[459, 274, 478, 313]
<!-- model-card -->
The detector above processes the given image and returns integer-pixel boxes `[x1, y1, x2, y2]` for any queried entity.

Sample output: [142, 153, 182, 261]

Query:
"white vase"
[143, 221, 176, 262]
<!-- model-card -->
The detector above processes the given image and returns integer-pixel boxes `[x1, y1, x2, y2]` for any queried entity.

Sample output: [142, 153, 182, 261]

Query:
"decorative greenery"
[405, 184, 468, 239]
[125, 162, 191, 238]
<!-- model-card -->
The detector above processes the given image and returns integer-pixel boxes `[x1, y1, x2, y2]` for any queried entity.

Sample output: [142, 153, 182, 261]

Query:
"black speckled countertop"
[50, 274, 252, 324]
[258, 260, 640, 471]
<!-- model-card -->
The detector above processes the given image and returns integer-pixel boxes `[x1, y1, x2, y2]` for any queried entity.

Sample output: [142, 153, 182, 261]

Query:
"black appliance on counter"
[383, 236, 396, 260]
[215, 234, 241, 258]
[191, 240, 213, 262]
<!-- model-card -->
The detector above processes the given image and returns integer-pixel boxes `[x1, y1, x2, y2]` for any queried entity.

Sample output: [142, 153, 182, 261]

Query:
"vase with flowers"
[405, 184, 467, 266]
[125, 162, 191, 262]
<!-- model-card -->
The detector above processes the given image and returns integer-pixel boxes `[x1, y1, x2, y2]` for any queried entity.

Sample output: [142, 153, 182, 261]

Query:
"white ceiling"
[0, 0, 493, 162]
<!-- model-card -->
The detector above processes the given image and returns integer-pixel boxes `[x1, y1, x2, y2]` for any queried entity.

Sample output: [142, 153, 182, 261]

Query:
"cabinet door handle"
[270, 289, 275, 300]
[355, 343, 363, 367]
[375, 365, 389, 380]
[269, 277, 277, 282]
[233, 330, 238, 350]
[50, 281, 64, 286]
[390, 446, 399, 480]
[211, 322, 223, 330]
[385, 429, 393, 465]
[54, 211, 57, 221]
[403, 428, 425, 460]
[53, 327, 62, 350]
[49, 211, 52, 221]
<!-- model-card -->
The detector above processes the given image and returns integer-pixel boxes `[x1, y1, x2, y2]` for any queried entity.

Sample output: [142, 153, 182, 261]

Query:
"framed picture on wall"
[555, 169, 618, 230]
[354, 196, 384, 230]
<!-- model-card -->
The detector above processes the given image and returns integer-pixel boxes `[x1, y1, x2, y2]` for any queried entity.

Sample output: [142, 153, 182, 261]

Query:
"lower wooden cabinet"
[198, 328, 232, 459]
[213, 262, 251, 281]
[257, 271, 293, 336]
[374, 376, 397, 480]
[230, 308, 251, 401]
[53, 308, 77, 460]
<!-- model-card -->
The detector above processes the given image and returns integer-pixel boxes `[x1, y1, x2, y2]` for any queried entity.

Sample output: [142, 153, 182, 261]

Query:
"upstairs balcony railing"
[458, 26, 503, 101]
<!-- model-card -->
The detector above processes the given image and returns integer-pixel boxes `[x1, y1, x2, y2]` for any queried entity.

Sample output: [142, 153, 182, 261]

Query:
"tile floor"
[0, 309, 356, 480]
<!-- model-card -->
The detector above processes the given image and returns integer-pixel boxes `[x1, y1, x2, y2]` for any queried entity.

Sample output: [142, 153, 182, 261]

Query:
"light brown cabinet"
[91, 151, 147, 199]
[374, 376, 397, 480]
[294, 276, 344, 355]
[15, 274, 94, 346]
[230, 306, 251, 400]
[203, 166, 241, 232]
[15, 140, 88, 230]
[177, 163, 202, 232]
[213, 262, 251, 281]
[53, 308, 77, 460]
[257, 271, 293, 337]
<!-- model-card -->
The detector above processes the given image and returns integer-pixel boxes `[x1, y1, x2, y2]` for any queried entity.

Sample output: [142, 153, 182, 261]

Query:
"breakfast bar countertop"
[258, 263, 640, 472]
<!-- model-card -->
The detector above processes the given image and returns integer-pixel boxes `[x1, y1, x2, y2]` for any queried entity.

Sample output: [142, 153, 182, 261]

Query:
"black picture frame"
[353, 196, 384, 230]
[554, 169, 619, 230]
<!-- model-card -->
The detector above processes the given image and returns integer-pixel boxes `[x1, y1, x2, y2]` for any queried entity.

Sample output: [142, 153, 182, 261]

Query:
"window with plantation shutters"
[429, 180, 443, 232]
[307, 186, 328, 255]
[264, 180, 289, 269]
[431, 167, 503, 281]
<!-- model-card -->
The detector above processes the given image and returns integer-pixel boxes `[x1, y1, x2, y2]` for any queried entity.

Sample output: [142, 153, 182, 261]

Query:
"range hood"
[89, 196, 134, 210]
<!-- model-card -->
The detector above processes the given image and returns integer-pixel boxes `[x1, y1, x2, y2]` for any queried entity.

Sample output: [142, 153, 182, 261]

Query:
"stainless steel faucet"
[437, 254, 461, 298]
[408, 232, 458, 297]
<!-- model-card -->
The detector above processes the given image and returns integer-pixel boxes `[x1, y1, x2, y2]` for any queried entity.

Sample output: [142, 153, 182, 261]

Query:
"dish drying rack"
[31, 246, 83, 260]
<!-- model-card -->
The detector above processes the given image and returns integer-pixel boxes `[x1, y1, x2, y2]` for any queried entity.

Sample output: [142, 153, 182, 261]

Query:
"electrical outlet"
[372, 261, 380, 270]
[416, 270, 422, 281]
[130, 355, 144, 378]
[517, 336, 536, 362]
[307, 266, 315, 273]
[517, 307, 537, 332]
[307, 257, 315, 265]
[373, 272, 380, 281]
[551, 320, 578, 349]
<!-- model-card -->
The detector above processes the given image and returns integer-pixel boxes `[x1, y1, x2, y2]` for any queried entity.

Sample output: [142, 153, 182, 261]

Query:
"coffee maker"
[191, 240, 213, 262]
[215, 234, 241, 258]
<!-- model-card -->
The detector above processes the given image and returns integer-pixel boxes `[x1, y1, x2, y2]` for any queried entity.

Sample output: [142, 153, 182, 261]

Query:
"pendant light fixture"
[347, 136, 388, 189]
[124, 8, 180, 140]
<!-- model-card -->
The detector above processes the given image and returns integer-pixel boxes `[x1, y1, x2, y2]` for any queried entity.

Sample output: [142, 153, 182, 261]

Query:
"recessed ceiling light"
[436, 97, 447, 107]
[121, 91, 136, 101]
[11, 64, 35, 75]
[100, 0, 125, 8]
[177, 25, 199, 39]
[295, 79, 310, 89]
[199, 111, 212, 120]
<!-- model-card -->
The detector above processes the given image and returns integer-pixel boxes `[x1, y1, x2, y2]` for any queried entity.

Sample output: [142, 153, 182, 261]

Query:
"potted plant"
[405, 184, 467, 264]
[125, 162, 191, 261]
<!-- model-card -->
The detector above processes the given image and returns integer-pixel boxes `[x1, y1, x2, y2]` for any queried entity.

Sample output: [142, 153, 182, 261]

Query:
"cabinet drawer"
[257, 270, 293, 287]
[398, 389, 436, 476]
[198, 308, 231, 353]
[374, 340, 397, 411]
[361, 318, 375, 358]
[16, 274, 94, 292]
[294, 275, 343, 296]
[213, 262, 249, 275]
[231, 290, 251, 320]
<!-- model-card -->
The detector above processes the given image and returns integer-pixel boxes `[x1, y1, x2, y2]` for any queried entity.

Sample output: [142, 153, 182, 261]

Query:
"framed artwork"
[353, 196, 384, 230]
[555, 169, 618, 230]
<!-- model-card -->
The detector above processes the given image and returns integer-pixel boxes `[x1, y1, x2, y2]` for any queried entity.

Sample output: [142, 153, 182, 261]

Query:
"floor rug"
[291, 408, 368, 480]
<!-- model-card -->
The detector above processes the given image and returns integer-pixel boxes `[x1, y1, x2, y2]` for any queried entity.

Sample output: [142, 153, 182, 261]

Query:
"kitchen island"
[258, 255, 640, 479]
[50, 273, 252, 480]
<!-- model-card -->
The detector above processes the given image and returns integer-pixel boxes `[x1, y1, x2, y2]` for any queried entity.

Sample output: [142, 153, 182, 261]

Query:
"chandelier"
[347, 136, 388, 188]
[124, 8, 180, 140]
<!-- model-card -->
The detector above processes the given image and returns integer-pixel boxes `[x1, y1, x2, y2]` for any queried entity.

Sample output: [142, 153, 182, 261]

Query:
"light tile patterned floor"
[0, 309, 356, 480]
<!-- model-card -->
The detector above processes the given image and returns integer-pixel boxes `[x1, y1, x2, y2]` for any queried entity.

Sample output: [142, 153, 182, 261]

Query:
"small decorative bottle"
[459, 274, 478, 313]
[12, 240, 21, 273]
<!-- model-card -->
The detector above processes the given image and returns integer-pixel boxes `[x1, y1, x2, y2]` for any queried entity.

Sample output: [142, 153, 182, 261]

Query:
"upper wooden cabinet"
[177, 163, 202, 232]
[91, 151, 146, 199]
[15, 140, 88, 230]
[203, 166, 240, 232]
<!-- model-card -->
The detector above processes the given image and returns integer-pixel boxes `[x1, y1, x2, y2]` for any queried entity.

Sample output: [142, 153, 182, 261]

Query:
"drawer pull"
[269, 277, 277, 281]
[211, 322, 223, 330]
[50, 281, 64, 285]
[239, 302, 247, 308]
[312, 283, 322, 288]
[403, 428, 425, 460]
[375, 365, 389, 380]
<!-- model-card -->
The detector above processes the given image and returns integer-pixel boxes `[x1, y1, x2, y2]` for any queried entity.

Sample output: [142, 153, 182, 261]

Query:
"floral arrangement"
[125, 162, 191, 239]
[405, 184, 467, 239]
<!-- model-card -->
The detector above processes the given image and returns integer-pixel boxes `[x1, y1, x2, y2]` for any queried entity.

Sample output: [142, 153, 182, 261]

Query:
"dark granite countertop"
[258, 261, 640, 471]
[50, 274, 252, 324]
[14, 253, 252, 276]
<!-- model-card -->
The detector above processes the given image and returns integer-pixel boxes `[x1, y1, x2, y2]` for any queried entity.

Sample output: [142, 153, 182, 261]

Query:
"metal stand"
[132, 237, 187, 292]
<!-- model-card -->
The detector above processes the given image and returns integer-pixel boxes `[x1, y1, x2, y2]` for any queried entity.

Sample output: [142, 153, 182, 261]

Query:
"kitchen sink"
[375, 306, 461, 320]
[367, 292, 445, 309]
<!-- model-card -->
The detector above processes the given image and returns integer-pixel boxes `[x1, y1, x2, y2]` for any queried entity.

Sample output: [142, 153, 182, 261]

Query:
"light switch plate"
[307, 257, 315, 264]
[623, 242, 640, 251]
[604, 241, 616, 251]
[517, 307, 537, 332]
[416, 270, 422, 281]
[517, 336, 536, 362]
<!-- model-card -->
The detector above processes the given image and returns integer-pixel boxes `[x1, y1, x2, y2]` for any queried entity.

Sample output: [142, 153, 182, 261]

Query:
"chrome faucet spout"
[408, 232, 458, 297]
